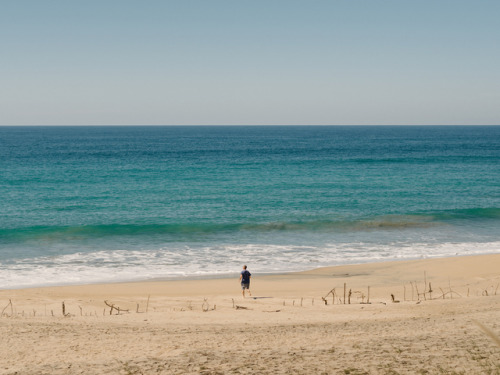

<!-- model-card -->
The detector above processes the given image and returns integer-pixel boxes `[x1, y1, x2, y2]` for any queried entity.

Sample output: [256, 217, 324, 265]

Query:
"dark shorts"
[241, 283, 250, 290]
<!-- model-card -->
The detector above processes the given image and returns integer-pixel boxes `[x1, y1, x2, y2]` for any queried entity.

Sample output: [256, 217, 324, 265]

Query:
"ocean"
[0, 125, 499, 289]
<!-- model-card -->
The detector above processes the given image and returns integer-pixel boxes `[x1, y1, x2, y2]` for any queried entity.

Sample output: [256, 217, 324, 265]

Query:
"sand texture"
[1, 254, 500, 374]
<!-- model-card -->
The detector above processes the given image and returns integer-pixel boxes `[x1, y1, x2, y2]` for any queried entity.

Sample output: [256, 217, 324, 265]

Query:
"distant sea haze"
[0, 126, 499, 289]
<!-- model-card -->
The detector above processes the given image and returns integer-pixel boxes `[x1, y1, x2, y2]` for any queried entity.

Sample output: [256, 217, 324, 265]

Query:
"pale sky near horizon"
[1, 1, 499, 125]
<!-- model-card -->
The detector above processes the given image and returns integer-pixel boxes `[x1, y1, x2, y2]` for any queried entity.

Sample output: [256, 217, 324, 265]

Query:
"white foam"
[1, 241, 499, 289]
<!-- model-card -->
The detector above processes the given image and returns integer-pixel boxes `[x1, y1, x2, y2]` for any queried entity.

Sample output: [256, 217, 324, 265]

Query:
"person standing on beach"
[240, 265, 252, 297]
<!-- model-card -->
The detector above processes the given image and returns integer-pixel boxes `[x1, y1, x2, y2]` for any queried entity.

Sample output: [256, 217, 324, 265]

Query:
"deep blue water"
[1, 126, 499, 288]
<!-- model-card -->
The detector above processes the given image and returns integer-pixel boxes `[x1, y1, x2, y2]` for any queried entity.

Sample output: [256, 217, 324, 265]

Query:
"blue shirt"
[240, 270, 251, 284]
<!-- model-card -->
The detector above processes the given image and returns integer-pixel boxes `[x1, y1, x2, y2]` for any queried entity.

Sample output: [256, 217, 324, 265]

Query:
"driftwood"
[352, 290, 371, 304]
[434, 287, 462, 300]
[391, 294, 400, 303]
[202, 298, 216, 312]
[62, 301, 71, 317]
[235, 305, 252, 310]
[104, 300, 129, 315]
[415, 283, 425, 301]
[136, 295, 151, 313]
[323, 285, 372, 305]
[407, 273, 435, 301]
[1, 299, 13, 317]
[322, 288, 337, 305]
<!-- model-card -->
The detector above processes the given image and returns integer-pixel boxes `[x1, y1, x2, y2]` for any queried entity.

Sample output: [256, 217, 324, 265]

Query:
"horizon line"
[1, 124, 499, 127]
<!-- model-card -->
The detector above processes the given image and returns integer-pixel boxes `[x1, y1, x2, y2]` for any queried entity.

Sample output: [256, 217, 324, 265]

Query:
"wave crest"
[2, 207, 498, 243]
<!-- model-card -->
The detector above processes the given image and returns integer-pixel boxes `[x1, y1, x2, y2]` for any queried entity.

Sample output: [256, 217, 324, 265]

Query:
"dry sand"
[1, 254, 500, 374]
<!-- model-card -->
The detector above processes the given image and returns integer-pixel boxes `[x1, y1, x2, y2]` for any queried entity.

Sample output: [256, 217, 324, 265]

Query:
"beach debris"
[202, 298, 216, 312]
[424, 271, 427, 300]
[323, 285, 373, 305]
[391, 294, 400, 303]
[104, 300, 129, 315]
[414, 282, 427, 301]
[135, 295, 150, 313]
[62, 301, 72, 317]
[322, 287, 337, 305]
[353, 290, 371, 304]
[408, 273, 434, 301]
[436, 287, 462, 300]
[263, 310, 281, 313]
[235, 305, 252, 310]
[1, 299, 13, 317]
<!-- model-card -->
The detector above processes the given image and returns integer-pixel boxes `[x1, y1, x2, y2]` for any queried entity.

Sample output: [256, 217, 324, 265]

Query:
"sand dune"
[1, 254, 500, 374]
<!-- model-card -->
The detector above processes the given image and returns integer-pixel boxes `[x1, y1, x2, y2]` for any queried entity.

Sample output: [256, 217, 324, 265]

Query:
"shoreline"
[2, 252, 499, 300]
[1, 253, 499, 374]
[3, 251, 499, 292]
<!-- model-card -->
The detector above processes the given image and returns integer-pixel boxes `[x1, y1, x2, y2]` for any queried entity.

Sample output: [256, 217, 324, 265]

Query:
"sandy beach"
[1, 254, 500, 374]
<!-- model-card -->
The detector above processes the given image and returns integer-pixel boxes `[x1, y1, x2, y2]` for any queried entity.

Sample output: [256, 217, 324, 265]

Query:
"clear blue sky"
[1, 0, 499, 125]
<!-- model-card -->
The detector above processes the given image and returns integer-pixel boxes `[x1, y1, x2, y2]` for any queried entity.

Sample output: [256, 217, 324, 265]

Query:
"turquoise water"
[1, 126, 499, 288]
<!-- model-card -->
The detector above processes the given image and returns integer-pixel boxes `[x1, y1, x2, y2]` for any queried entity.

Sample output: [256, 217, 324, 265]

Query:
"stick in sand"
[1, 299, 13, 317]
